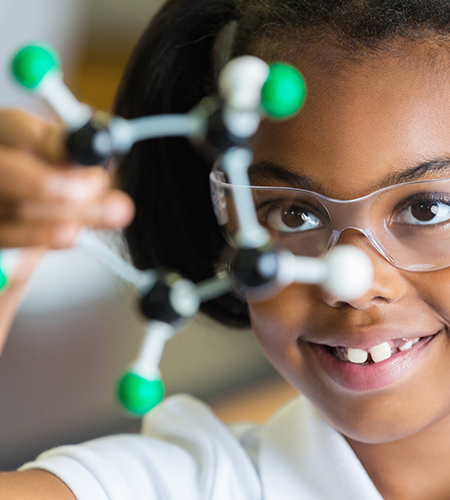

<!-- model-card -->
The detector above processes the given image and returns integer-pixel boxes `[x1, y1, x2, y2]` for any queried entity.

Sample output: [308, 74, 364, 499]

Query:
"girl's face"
[249, 42, 450, 443]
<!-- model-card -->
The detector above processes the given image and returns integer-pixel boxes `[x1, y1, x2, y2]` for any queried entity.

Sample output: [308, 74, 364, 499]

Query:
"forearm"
[0, 471, 76, 500]
[0, 280, 25, 353]
[0, 249, 45, 355]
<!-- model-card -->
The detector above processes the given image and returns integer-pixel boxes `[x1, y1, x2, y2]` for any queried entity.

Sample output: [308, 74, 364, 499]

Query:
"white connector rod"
[221, 148, 270, 249]
[131, 321, 175, 380]
[196, 274, 233, 302]
[38, 72, 92, 130]
[76, 229, 153, 288]
[277, 246, 373, 302]
[109, 114, 205, 154]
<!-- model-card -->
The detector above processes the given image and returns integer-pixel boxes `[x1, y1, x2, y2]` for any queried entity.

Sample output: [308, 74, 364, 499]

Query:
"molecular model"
[0, 43, 373, 417]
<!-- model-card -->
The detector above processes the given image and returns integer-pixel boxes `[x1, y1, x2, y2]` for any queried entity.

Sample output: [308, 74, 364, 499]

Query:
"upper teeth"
[342, 338, 420, 364]
[347, 348, 369, 364]
[398, 340, 413, 351]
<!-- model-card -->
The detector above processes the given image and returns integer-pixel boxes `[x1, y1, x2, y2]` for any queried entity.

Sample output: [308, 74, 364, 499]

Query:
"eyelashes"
[256, 199, 325, 233]
[256, 192, 450, 235]
[392, 193, 450, 226]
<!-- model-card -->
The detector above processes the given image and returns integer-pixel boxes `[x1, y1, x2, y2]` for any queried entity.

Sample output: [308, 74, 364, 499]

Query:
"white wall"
[0, 0, 87, 112]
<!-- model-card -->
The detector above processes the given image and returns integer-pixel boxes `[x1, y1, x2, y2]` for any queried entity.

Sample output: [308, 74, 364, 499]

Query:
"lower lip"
[306, 333, 439, 392]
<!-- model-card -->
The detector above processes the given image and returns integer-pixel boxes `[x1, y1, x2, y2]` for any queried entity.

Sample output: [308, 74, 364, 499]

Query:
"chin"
[301, 384, 432, 444]
[333, 418, 421, 444]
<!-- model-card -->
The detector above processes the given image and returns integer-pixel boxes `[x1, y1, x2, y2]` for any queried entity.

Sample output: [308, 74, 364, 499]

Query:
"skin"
[2, 37, 450, 500]
[0, 248, 45, 354]
[0, 110, 133, 497]
[249, 40, 450, 500]
[0, 110, 135, 357]
[0, 471, 75, 500]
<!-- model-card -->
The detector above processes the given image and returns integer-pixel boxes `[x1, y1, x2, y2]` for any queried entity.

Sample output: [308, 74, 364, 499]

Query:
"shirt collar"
[259, 396, 384, 500]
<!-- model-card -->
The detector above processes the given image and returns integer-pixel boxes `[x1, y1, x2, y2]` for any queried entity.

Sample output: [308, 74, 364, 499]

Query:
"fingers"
[16, 190, 134, 227]
[0, 109, 67, 162]
[0, 109, 136, 250]
[0, 147, 111, 202]
[0, 191, 135, 249]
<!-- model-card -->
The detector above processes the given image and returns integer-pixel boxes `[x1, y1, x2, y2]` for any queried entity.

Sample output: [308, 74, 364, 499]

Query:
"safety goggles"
[210, 165, 450, 272]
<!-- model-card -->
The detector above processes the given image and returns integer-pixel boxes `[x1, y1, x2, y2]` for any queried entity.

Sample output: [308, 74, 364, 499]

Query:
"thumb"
[0, 109, 67, 163]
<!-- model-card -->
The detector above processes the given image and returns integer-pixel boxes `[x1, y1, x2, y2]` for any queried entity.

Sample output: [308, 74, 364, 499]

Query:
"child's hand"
[0, 109, 135, 249]
[0, 109, 136, 356]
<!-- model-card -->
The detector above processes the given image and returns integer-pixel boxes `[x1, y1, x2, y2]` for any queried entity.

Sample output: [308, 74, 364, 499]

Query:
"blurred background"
[0, 0, 295, 471]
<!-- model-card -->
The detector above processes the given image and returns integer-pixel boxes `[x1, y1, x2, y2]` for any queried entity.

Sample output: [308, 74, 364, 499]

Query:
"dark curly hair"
[114, 0, 450, 328]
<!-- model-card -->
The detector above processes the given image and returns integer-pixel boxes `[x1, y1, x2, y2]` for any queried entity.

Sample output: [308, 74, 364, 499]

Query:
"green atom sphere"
[261, 62, 307, 119]
[117, 372, 164, 416]
[12, 44, 60, 90]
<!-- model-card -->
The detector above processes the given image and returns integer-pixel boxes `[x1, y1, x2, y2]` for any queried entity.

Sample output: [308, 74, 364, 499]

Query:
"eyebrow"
[248, 161, 331, 194]
[248, 158, 450, 195]
[373, 158, 450, 189]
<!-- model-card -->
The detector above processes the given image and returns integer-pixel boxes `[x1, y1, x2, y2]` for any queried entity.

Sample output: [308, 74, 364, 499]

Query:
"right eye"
[261, 202, 323, 233]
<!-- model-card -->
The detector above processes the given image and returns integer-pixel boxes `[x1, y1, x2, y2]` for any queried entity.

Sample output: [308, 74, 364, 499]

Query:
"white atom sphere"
[219, 56, 270, 111]
[169, 279, 201, 318]
[322, 245, 374, 302]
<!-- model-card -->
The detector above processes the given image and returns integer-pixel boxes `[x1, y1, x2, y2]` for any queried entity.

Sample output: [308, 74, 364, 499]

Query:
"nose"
[323, 229, 407, 309]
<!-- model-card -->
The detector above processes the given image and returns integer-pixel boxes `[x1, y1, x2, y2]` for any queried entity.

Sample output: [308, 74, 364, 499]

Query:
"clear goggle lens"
[210, 166, 450, 272]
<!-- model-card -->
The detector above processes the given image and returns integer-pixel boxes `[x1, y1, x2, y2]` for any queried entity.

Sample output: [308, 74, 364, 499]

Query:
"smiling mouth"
[322, 335, 436, 365]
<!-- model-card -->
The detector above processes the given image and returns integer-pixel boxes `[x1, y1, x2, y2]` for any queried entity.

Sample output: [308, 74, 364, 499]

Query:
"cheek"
[248, 271, 450, 444]
[247, 284, 321, 386]
[409, 267, 450, 322]
[248, 284, 345, 415]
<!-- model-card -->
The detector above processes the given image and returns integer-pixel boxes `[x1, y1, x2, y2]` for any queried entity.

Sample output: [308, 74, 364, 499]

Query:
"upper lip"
[305, 329, 441, 351]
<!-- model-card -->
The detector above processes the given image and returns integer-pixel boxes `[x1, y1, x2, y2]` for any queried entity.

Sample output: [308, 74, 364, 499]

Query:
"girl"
[2, 0, 450, 498]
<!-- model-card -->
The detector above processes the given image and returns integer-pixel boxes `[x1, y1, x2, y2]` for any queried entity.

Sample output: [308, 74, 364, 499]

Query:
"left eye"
[395, 201, 450, 225]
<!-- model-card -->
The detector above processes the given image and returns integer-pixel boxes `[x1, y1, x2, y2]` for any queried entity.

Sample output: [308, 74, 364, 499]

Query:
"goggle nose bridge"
[327, 226, 396, 265]
[319, 196, 396, 265]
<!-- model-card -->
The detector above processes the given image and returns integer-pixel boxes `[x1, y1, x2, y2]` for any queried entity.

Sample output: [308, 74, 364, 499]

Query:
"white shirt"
[20, 394, 384, 499]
